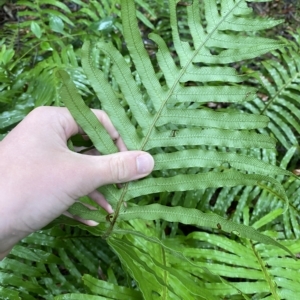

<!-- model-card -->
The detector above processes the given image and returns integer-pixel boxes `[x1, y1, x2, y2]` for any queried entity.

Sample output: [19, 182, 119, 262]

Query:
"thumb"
[74, 151, 154, 191]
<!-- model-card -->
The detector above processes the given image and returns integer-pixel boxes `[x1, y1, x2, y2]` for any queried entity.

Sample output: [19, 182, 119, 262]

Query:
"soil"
[249, 0, 300, 38]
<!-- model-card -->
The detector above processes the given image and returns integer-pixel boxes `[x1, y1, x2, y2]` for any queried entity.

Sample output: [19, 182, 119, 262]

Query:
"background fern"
[0, 0, 166, 138]
[0, 220, 133, 299]
[245, 29, 300, 153]
[1, 1, 300, 299]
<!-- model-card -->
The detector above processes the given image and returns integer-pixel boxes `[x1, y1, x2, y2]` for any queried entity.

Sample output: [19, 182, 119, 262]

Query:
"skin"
[0, 106, 154, 260]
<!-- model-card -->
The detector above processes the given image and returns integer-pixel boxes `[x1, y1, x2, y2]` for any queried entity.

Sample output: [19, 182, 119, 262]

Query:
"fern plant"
[244, 29, 300, 152]
[51, 211, 300, 299]
[0, 222, 130, 299]
[1, 0, 300, 299]
[55, 0, 299, 298]
[60, 0, 292, 241]
[0, 0, 120, 136]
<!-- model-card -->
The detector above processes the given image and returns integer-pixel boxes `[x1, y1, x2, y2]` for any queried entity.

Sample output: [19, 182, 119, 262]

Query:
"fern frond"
[178, 231, 300, 299]
[2, 1, 300, 299]
[57, 0, 295, 254]
[0, 225, 125, 299]
[206, 146, 300, 241]
[105, 220, 300, 299]
[245, 30, 300, 150]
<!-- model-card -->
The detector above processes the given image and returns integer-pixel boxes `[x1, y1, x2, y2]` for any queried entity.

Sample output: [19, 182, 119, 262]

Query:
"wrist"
[0, 217, 27, 256]
[0, 204, 25, 256]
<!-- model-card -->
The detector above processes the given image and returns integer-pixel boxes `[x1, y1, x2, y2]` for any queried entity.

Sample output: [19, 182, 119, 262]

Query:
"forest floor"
[1, 1, 300, 32]
[250, 0, 300, 38]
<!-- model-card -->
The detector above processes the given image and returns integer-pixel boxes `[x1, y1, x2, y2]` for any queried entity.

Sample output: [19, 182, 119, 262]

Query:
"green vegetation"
[1, 0, 300, 299]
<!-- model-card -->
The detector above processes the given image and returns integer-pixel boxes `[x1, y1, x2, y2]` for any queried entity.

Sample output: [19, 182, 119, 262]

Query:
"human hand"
[0, 107, 154, 258]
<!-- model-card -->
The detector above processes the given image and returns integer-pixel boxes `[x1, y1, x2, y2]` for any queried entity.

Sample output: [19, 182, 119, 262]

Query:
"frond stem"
[250, 241, 280, 300]
[107, 0, 247, 235]
[161, 246, 168, 299]
[103, 183, 130, 238]
[140, 0, 241, 151]
[260, 71, 300, 115]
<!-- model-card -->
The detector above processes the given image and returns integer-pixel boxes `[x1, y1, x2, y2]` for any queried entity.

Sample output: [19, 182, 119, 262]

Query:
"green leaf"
[0, 271, 45, 294]
[121, 171, 289, 211]
[39, 0, 71, 13]
[153, 149, 293, 177]
[244, 33, 300, 151]
[49, 15, 64, 33]
[117, 203, 294, 257]
[0, 258, 43, 277]
[68, 0, 291, 257]
[67, 202, 106, 223]
[83, 274, 142, 299]
[0, 286, 20, 300]
[56, 69, 117, 155]
[40, 41, 53, 51]
[0, 44, 14, 65]
[252, 208, 284, 230]
[81, 41, 142, 150]
[108, 238, 163, 299]
[89, 16, 116, 33]
[30, 21, 42, 38]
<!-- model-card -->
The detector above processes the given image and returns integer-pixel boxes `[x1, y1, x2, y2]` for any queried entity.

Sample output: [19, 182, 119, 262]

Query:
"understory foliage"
[1, 0, 300, 299]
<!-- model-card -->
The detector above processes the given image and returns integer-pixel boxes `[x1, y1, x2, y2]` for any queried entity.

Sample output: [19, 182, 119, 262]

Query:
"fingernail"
[136, 154, 154, 174]
[106, 204, 114, 214]
[86, 220, 99, 227]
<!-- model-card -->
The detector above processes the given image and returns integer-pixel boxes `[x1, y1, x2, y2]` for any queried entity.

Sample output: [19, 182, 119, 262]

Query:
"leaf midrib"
[140, 0, 242, 151]
[251, 241, 280, 300]
[261, 68, 300, 114]
[109, 0, 244, 232]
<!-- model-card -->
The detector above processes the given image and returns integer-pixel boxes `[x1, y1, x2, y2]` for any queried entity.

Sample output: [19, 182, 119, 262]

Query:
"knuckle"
[109, 156, 129, 182]
[29, 106, 48, 118]
[28, 106, 54, 122]
[25, 107, 51, 126]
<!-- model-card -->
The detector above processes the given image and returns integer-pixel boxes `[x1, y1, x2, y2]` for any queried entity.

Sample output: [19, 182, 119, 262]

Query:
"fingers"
[64, 190, 113, 226]
[88, 190, 113, 214]
[24, 107, 126, 151]
[59, 107, 119, 140]
[61, 107, 128, 152]
[90, 110, 127, 152]
[21, 107, 154, 202]
[14, 106, 123, 144]
[63, 210, 99, 226]
[85, 110, 128, 152]
[69, 151, 154, 195]
[93, 151, 154, 185]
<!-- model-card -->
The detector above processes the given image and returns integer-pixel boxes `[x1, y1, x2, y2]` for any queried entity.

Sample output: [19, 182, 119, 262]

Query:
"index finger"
[55, 107, 128, 152]
[90, 109, 127, 152]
